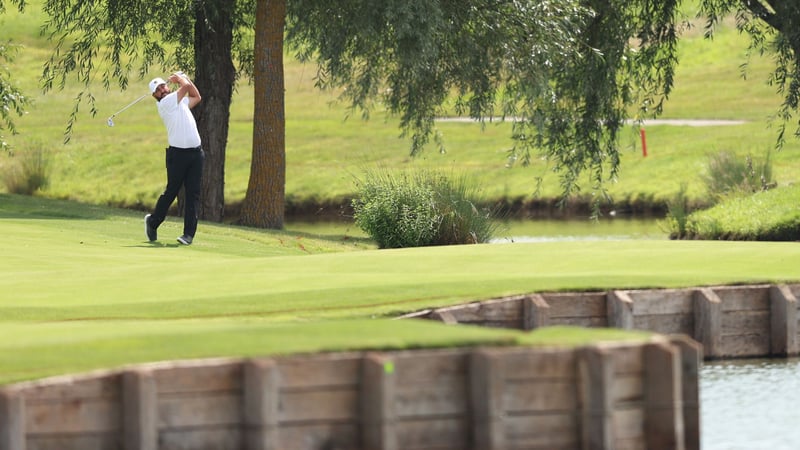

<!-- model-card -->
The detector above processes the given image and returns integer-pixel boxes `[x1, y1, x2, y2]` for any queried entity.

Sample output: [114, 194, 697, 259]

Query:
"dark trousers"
[150, 146, 204, 237]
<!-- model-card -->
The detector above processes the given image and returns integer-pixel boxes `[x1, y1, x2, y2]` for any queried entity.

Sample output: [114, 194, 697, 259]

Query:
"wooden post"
[470, 349, 505, 450]
[578, 346, 613, 450]
[693, 288, 722, 358]
[522, 294, 550, 330]
[361, 353, 396, 450]
[607, 290, 634, 330]
[243, 359, 281, 450]
[0, 388, 24, 450]
[643, 342, 685, 450]
[769, 284, 798, 356]
[430, 310, 459, 325]
[670, 335, 702, 450]
[122, 369, 157, 450]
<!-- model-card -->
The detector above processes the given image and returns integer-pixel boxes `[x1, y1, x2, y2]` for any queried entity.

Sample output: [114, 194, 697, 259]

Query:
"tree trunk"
[238, 0, 286, 229]
[193, 0, 236, 222]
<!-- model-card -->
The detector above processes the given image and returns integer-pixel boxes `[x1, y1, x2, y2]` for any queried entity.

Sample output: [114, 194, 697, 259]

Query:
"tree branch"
[743, 0, 780, 30]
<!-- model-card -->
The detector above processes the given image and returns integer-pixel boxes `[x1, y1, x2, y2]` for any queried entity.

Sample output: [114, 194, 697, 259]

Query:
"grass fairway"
[2, 194, 800, 384]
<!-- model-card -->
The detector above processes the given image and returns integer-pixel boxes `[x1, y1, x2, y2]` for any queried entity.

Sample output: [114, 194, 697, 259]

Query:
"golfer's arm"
[176, 77, 202, 109]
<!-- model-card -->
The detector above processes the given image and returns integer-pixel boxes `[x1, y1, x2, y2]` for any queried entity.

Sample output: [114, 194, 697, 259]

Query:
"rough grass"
[1, 2, 799, 214]
[679, 184, 800, 240]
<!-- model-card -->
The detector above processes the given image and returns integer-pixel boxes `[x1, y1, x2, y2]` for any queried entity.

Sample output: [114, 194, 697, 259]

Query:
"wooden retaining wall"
[0, 338, 700, 450]
[406, 283, 800, 360]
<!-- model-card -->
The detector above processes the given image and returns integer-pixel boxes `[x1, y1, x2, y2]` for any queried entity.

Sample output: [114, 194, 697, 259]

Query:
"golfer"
[144, 72, 203, 245]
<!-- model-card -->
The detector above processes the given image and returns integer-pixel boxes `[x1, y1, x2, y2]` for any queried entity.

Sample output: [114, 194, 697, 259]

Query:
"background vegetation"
[0, 3, 799, 218]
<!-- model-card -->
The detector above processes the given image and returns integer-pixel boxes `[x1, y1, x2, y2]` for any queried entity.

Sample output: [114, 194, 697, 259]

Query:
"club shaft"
[110, 94, 148, 118]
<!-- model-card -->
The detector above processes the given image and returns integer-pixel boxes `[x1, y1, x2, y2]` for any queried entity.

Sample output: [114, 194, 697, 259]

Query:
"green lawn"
[2, 194, 799, 384]
[3, 4, 800, 386]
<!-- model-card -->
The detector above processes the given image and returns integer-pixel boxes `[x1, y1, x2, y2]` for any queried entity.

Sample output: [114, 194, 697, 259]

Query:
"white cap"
[149, 77, 167, 94]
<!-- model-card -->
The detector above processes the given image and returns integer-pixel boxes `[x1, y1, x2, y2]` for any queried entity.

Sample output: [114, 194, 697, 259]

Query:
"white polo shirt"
[157, 91, 202, 149]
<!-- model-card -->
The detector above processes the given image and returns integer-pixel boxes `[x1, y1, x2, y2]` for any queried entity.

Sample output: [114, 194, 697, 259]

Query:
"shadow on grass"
[0, 193, 114, 220]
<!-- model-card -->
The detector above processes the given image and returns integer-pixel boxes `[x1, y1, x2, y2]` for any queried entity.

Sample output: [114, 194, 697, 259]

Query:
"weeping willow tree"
[29, 0, 800, 227]
[0, 0, 28, 152]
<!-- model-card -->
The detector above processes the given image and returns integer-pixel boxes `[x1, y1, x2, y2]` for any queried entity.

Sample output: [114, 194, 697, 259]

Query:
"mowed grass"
[3, 194, 800, 384]
[3, 4, 800, 385]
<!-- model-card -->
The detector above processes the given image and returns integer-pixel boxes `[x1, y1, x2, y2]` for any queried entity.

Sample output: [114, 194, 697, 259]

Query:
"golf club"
[106, 72, 188, 127]
[107, 93, 148, 127]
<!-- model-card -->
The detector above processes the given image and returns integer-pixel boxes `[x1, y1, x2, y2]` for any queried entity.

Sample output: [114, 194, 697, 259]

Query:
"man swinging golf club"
[144, 71, 203, 245]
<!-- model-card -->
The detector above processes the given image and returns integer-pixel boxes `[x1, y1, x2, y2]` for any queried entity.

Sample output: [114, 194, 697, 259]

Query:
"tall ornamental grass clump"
[702, 150, 773, 202]
[2, 143, 51, 195]
[352, 170, 498, 248]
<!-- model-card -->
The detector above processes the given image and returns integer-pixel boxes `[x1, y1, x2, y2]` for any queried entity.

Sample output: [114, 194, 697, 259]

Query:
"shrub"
[352, 169, 499, 248]
[702, 149, 773, 201]
[2, 143, 51, 195]
[664, 183, 690, 239]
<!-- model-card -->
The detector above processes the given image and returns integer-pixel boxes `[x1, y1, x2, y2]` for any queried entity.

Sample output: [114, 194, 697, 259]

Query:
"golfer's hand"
[169, 72, 189, 84]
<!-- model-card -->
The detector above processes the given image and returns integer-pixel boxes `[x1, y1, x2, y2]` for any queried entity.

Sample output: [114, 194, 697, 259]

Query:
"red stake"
[640, 128, 648, 157]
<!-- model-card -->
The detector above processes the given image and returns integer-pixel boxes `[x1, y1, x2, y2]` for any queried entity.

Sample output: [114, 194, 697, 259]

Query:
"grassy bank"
[1, 4, 799, 216]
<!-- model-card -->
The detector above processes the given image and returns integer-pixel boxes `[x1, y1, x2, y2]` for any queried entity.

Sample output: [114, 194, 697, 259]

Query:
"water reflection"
[492, 217, 667, 242]
[701, 358, 800, 450]
[287, 217, 669, 242]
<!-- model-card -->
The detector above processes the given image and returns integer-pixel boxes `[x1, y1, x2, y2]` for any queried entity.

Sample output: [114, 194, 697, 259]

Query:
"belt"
[168, 145, 202, 151]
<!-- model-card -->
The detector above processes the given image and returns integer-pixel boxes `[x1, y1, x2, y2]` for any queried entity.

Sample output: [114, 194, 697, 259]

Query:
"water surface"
[701, 358, 800, 450]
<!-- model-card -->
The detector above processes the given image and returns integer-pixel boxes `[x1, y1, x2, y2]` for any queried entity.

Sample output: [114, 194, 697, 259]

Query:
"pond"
[702, 358, 800, 450]
[286, 216, 669, 242]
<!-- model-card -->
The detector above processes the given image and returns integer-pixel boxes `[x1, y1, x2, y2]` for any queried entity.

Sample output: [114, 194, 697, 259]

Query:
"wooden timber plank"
[770, 285, 798, 356]
[0, 388, 24, 450]
[714, 285, 770, 311]
[395, 417, 469, 450]
[122, 369, 156, 450]
[607, 291, 635, 330]
[395, 379, 467, 418]
[504, 379, 577, 412]
[154, 362, 242, 394]
[633, 313, 693, 336]
[670, 335, 702, 450]
[523, 294, 551, 330]
[544, 293, 607, 320]
[505, 413, 579, 449]
[718, 333, 770, 357]
[243, 358, 280, 450]
[159, 427, 242, 450]
[612, 407, 644, 441]
[26, 433, 119, 450]
[626, 289, 695, 315]
[693, 288, 722, 358]
[276, 353, 362, 389]
[392, 349, 468, 381]
[549, 317, 608, 328]
[502, 348, 576, 381]
[471, 349, 505, 450]
[22, 375, 120, 402]
[277, 423, 360, 450]
[157, 393, 241, 428]
[361, 353, 396, 450]
[578, 346, 613, 449]
[24, 397, 120, 434]
[280, 388, 359, 422]
[643, 342, 684, 450]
